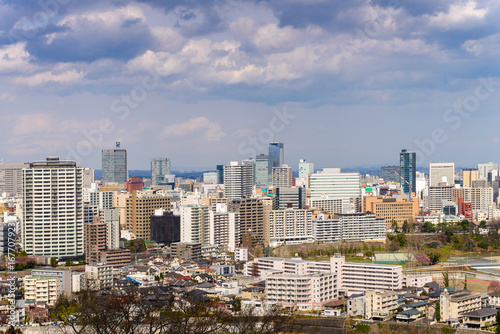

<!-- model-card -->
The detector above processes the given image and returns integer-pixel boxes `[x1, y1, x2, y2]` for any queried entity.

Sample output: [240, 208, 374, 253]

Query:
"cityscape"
[1, 0, 500, 333]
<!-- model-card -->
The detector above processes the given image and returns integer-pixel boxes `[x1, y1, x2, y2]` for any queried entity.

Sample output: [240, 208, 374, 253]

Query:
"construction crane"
[392, 169, 412, 202]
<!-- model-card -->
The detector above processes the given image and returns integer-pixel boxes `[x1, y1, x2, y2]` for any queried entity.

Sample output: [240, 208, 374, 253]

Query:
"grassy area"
[436, 278, 489, 294]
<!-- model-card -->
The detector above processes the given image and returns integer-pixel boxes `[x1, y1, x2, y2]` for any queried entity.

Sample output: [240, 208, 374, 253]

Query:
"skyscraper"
[255, 154, 272, 188]
[272, 165, 293, 188]
[0, 163, 28, 196]
[102, 144, 127, 185]
[298, 159, 314, 179]
[223, 162, 253, 200]
[23, 157, 84, 259]
[269, 142, 284, 168]
[400, 149, 416, 194]
[151, 158, 171, 186]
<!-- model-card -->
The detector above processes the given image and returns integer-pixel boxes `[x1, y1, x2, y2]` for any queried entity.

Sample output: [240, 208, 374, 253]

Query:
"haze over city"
[1, 0, 500, 169]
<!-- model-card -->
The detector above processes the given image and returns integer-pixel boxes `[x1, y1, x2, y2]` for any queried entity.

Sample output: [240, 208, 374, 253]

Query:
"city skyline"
[1, 1, 500, 169]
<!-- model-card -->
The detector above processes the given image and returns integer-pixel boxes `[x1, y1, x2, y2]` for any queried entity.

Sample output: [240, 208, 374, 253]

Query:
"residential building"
[102, 209, 120, 250]
[255, 154, 272, 188]
[150, 208, 180, 245]
[82, 168, 94, 189]
[264, 209, 314, 247]
[362, 196, 419, 229]
[31, 268, 72, 296]
[180, 203, 209, 245]
[428, 186, 453, 212]
[151, 158, 171, 186]
[400, 149, 416, 194]
[98, 249, 131, 268]
[203, 172, 218, 184]
[223, 162, 253, 200]
[440, 290, 482, 323]
[312, 213, 385, 243]
[453, 187, 494, 211]
[309, 198, 344, 214]
[239, 198, 265, 249]
[85, 263, 113, 289]
[309, 169, 361, 202]
[242, 159, 256, 185]
[429, 162, 455, 187]
[298, 159, 314, 179]
[23, 157, 84, 259]
[266, 273, 337, 311]
[85, 218, 107, 264]
[269, 142, 284, 168]
[171, 242, 202, 261]
[462, 308, 497, 328]
[272, 165, 293, 188]
[479, 162, 498, 180]
[125, 191, 171, 240]
[102, 146, 128, 185]
[235, 247, 249, 262]
[365, 290, 399, 320]
[403, 275, 433, 288]
[24, 276, 62, 306]
[208, 204, 240, 252]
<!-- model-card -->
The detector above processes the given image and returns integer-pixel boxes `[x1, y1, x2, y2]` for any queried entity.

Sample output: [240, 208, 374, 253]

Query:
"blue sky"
[0, 0, 500, 170]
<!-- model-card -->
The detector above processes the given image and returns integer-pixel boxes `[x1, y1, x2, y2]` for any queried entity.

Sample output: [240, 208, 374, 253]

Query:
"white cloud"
[161, 117, 226, 142]
[0, 43, 33, 74]
[426, 1, 488, 30]
[11, 69, 85, 86]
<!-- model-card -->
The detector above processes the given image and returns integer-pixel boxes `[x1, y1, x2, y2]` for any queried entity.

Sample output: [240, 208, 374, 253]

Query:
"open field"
[434, 277, 490, 293]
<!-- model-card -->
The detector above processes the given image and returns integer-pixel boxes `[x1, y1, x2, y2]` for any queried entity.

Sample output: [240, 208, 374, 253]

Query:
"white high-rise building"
[429, 162, 455, 187]
[180, 203, 210, 245]
[309, 169, 361, 209]
[223, 162, 253, 200]
[298, 159, 314, 179]
[208, 203, 240, 252]
[23, 157, 84, 259]
[479, 162, 498, 180]
[265, 209, 314, 247]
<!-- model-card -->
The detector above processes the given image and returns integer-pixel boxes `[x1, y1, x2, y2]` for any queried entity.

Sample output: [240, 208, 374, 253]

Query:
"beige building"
[429, 162, 455, 187]
[440, 290, 482, 323]
[362, 196, 419, 229]
[239, 198, 265, 250]
[126, 191, 171, 239]
[85, 263, 113, 290]
[24, 276, 62, 306]
[272, 165, 293, 188]
[463, 169, 479, 188]
[365, 290, 399, 320]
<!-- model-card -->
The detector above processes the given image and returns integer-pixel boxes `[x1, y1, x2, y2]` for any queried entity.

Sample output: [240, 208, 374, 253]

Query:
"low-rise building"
[171, 242, 202, 260]
[31, 268, 72, 296]
[440, 290, 482, 323]
[85, 263, 113, 290]
[404, 275, 433, 288]
[462, 308, 497, 328]
[347, 295, 366, 318]
[266, 273, 338, 311]
[24, 276, 62, 306]
[99, 249, 132, 268]
[365, 290, 398, 321]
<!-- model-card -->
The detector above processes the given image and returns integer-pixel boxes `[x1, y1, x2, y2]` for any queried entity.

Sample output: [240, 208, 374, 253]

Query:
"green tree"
[435, 301, 441, 321]
[396, 233, 406, 247]
[402, 221, 409, 233]
[65, 260, 71, 266]
[463, 275, 468, 290]
[496, 311, 500, 334]
[422, 221, 436, 233]
[50, 257, 58, 268]
[428, 251, 441, 265]
[443, 271, 449, 288]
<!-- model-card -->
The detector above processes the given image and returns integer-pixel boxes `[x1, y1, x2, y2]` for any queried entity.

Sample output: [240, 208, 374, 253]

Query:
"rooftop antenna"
[116, 141, 121, 148]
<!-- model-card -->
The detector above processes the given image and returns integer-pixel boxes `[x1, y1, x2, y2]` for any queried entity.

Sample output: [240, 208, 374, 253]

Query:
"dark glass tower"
[400, 149, 416, 194]
[268, 142, 284, 168]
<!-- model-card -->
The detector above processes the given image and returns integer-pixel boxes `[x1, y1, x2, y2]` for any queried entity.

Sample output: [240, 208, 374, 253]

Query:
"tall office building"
[269, 142, 284, 168]
[150, 208, 180, 245]
[272, 165, 293, 188]
[255, 154, 272, 188]
[275, 187, 305, 210]
[479, 162, 498, 180]
[309, 168, 361, 204]
[380, 166, 400, 183]
[400, 149, 416, 194]
[242, 158, 256, 185]
[463, 169, 479, 188]
[0, 163, 28, 196]
[23, 157, 84, 259]
[216, 165, 224, 184]
[298, 159, 314, 179]
[223, 162, 253, 200]
[151, 158, 171, 186]
[102, 145, 128, 185]
[429, 162, 455, 187]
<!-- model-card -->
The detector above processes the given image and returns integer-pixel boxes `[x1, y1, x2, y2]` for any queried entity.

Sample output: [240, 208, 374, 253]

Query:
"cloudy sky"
[1, 0, 500, 170]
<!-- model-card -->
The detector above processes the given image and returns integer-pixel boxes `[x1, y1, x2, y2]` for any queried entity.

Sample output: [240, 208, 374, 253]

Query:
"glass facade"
[269, 142, 284, 168]
[400, 149, 416, 194]
[102, 149, 128, 185]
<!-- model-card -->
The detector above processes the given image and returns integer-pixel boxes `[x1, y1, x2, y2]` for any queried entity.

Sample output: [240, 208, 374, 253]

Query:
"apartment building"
[239, 198, 264, 249]
[208, 204, 240, 252]
[31, 268, 72, 296]
[362, 196, 419, 229]
[264, 209, 314, 247]
[365, 290, 399, 320]
[85, 263, 113, 290]
[309, 198, 344, 214]
[171, 242, 202, 261]
[126, 191, 171, 240]
[98, 249, 131, 268]
[312, 213, 385, 243]
[180, 203, 210, 246]
[223, 162, 253, 201]
[453, 187, 494, 211]
[309, 169, 361, 212]
[265, 273, 337, 311]
[85, 218, 107, 264]
[24, 276, 62, 306]
[272, 165, 293, 188]
[440, 290, 482, 323]
[244, 255, 403, 294]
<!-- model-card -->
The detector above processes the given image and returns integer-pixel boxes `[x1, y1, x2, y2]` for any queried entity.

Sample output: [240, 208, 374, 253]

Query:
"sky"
[1, 0, 500, 171]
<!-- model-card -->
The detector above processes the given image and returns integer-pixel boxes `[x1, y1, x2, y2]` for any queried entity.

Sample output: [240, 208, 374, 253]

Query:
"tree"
[65, 260, 71, 266]
[443, 270, 449, 288]
[463, 275, 468, 290]
[50, 257, 58, 268]
[402, 221, 409, 233]
[435, 301, 441, 321]
[496, 311, 500, 334]
[480, 220, 487, 228]
[427, 251, 441, 265]
[422, 221, 436, 233]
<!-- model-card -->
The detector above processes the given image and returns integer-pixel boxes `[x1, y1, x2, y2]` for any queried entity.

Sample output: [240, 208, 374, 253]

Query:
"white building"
[85, 263, 113, 290]
[365, 290, 399, 320]
[24, 276, 62, 306]
[479, 162, 498, 180]
[203, 172, 218, 184]
[309, 198, 344, 214]
[235, 247, 249, 262]
[309, 168, 360, 209]
[265, 209, 314, 247]
[208, 203, 240, 252]
[180, 203, 210, 245]
[223, 162, 253, 201]
[403, 275, 433, 288]
[313, 213, 385, 243]
[72, 272, 86, 293]
[298, 159, 314, 179]
[23, 157, 84, 258]
[429, 162, 455, 187]
[266, 273, 337, 311]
